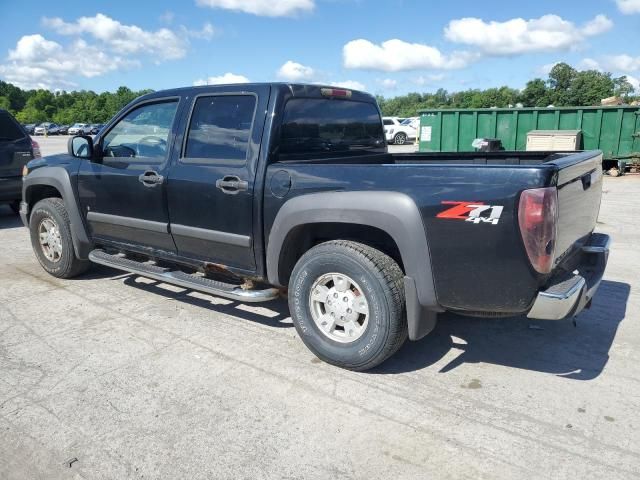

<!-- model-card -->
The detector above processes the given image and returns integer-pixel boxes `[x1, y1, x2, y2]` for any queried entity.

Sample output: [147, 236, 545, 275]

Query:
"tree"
[0, 96, 11, 111]
[519, 79, 549, 107]
[568, 70, 615, 105]
[613, 76, 635, 99]
[547, 63, 577, 105]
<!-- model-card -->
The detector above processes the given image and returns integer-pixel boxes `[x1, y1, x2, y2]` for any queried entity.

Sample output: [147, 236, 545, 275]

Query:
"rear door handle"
[138, 170, 164, 187]
[216, 175, 248, 195]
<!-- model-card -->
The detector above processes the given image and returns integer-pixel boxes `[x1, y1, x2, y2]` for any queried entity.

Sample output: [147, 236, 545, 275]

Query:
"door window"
[183, 95, 256, 164]
[103, 101, 178, 161]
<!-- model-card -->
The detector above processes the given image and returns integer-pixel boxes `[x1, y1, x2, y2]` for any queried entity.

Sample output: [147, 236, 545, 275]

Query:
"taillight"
[518, 187, 558, 274]
[31, 138, 41, 158]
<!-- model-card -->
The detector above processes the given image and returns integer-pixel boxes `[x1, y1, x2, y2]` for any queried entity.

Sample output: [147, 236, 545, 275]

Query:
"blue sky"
[0, 0, 639, 96]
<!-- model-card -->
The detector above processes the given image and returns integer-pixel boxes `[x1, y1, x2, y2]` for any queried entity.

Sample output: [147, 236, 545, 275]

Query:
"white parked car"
[34, 123, 60, 135]
[68, 123, 90, 135]
[382, 117, 417, 145]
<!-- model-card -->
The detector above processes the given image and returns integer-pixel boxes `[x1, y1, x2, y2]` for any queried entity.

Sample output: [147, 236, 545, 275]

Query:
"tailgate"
[0, 137, 33, 177]
[547, 151, 603, 266]
[0, 111, 32, 177]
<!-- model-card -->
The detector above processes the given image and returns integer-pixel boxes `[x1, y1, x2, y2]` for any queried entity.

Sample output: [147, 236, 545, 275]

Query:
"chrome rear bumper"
[527, 233, 610, 320]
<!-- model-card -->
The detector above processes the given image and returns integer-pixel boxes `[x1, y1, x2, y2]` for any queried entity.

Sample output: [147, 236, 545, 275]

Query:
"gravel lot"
[1, 143, 638, 479]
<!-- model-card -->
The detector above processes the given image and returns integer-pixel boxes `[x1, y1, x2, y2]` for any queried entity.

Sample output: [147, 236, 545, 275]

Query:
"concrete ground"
[1, 149, 638, 479]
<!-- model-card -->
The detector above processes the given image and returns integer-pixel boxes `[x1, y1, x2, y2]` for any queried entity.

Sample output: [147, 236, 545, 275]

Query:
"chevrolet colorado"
[20, 83, 610, 370]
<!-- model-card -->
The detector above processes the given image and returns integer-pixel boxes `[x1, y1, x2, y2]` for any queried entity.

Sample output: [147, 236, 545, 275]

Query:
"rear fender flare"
[266, 191, 442, 339]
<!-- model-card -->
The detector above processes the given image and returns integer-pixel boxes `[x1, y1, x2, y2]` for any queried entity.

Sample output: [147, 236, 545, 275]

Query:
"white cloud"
[626, 74, 640, 90]
[582, 14, 614, 36]
[196, 0, 314, 17]
[43, 13, 187, 60]
[413, 73, 446, 85]
[159, 11, 175, 24]
[444, 14, 613, 56]
[606, 54, 640, 72]
[277, 60, 315, 81]
[343, 39, 477, 72]
[329, 80, 366, 91]
[539, 61, 561, 75]
[616, 0, 640, 14]
[193, 72, 250, 85]
[579, 58, 603, 71]
[0, 13, 213, 90]
[183, 22, 217, 40]
[379, 78, 397, 89]
[577, 54, 640, 73]
[0, 34, 136, 89]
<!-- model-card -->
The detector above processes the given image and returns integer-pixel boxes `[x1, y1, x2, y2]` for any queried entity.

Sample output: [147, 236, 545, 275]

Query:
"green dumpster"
[418, 106, 640, 170]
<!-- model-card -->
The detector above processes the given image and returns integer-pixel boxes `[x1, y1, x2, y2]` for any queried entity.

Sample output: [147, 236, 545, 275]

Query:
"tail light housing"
[31, 138, 41, 158]
[518, 187, 558, 274]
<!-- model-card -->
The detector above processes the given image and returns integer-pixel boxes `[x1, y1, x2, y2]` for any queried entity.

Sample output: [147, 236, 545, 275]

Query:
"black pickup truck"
[20, 83, 610, 370]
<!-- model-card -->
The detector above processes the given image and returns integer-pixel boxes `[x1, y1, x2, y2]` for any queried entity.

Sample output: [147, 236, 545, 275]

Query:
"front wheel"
[29, 198, 90, 278]
[288, 240, 407, 371]
[394, 132, 407, 145]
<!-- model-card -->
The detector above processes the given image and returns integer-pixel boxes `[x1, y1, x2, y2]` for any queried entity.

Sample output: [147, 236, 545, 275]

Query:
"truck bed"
[266, 149, 603, 314]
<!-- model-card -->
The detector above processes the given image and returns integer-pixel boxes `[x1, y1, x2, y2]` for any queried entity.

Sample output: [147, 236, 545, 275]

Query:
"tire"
[394, 132, 407, 145]
[289, 240, 407, 371]
[9, 200, 20, 215]
[28, 198, 90, 278]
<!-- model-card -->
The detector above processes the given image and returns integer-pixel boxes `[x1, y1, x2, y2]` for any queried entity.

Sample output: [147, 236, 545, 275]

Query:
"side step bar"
[88, 249, 279, 303]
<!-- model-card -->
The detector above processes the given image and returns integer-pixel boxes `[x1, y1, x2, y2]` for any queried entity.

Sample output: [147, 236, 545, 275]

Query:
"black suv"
[0, 109, 39, 213]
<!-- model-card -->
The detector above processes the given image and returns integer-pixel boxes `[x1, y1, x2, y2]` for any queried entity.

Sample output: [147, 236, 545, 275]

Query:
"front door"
[167, 85, 270, 273]
[77, 98, 181, 253]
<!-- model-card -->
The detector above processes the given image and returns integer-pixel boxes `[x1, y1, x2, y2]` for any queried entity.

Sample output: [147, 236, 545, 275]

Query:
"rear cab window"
[279, 98, 385, 159]
[0, 111, 27, 143]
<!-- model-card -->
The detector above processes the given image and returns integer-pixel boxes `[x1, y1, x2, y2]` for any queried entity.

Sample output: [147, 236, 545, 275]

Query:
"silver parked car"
[67, 123, 90, 135]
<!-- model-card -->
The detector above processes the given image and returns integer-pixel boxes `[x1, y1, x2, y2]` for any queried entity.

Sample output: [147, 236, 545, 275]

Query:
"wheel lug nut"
[343, 297, 348, 302]
[334, 293, 338, 298]
[347, 308, 352, 313]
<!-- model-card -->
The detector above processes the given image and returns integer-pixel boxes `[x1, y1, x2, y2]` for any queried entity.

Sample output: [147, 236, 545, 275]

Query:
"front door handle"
[138, 170, 164, 187]
[216, 175, 248, 195]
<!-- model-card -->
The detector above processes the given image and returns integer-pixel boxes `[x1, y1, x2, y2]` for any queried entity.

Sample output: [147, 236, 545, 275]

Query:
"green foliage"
[377, 63, 637, 117]
[1, 61, 638, 124]
[0, 80, 153, 124]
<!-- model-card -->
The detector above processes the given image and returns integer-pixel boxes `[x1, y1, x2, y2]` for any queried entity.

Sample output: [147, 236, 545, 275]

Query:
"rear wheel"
[29, 198, 90, 278]
[289, 240, 407, 371]
[394, 132, 407, 145]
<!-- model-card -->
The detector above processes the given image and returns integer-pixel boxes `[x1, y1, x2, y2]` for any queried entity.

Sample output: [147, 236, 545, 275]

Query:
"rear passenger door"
[167, 85, 270, 273]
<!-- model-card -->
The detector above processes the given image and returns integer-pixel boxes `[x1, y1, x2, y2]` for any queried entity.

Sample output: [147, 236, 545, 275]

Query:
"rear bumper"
[527, 233, 610, 320]
[0, 176, 23, 201]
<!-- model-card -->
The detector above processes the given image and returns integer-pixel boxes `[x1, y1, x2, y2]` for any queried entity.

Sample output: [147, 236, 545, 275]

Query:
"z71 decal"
[437, 201, 504, 225]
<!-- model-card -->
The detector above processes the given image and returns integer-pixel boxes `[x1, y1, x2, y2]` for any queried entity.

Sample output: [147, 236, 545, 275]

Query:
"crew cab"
[20, 83, 610, 370]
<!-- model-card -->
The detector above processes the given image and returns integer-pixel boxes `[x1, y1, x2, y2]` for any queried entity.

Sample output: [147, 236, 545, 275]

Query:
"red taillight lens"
[320, 87, 352, 98]
[31, 138, 41, 158]
[518, 187, 558, 274]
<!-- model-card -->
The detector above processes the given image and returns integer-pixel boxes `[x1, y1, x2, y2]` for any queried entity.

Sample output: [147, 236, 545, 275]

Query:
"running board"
[88, 249, 279, 303]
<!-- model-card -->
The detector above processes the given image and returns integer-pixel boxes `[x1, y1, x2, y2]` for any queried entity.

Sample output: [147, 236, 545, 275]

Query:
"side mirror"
[68, 135, 95, 159]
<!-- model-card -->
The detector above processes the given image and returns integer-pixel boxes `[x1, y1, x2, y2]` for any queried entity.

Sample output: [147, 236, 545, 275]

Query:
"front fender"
[22, 166, 93, 259]
[267, 191, 442, 340]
